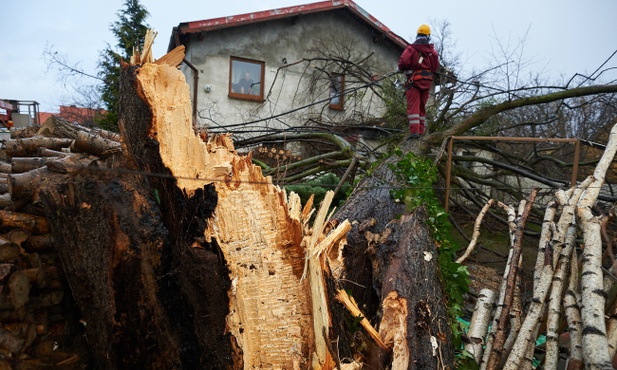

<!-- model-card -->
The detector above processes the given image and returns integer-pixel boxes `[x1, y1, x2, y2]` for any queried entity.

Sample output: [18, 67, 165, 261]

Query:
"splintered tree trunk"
[121, 60, 331, 369]
[376, 209, 455, 369]
[36, 46, 453, 369]
[41, 58, 334, 368]
[333, 155, 455, 369]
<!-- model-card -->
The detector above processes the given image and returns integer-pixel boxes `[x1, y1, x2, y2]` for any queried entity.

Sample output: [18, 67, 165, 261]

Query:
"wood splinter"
[335, 289, 388, 351]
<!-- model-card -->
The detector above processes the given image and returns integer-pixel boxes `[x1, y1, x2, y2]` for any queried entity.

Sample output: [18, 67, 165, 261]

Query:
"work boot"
[406, 133, 421, 140]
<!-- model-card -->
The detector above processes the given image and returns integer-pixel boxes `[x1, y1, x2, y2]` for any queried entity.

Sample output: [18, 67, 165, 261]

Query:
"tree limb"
[428, 84, 617, 144]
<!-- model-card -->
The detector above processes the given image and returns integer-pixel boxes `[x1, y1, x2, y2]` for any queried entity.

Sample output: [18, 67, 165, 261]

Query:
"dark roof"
[170, 0, 408, 51]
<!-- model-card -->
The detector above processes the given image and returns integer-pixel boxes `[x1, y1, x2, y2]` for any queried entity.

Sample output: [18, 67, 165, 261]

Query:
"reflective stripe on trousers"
[408, 114, 421, 125]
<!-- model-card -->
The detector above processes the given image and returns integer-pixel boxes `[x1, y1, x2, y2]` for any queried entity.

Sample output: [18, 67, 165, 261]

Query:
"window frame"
[228, 56, 265, 102]
[329, 73, 345, 111]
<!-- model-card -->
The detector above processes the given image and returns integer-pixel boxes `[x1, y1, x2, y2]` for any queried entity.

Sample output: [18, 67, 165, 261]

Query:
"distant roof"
[170, 0, 408, 50]
[38, 105, 107, 126]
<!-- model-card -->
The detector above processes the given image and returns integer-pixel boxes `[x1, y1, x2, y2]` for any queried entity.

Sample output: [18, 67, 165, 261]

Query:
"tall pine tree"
[98, 0, 149, 131]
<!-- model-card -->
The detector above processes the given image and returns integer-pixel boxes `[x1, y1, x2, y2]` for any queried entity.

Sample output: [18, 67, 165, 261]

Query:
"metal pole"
[451, 136, 577, 144]
[571, 138, 581, 188]
[442, 136, 579, 211]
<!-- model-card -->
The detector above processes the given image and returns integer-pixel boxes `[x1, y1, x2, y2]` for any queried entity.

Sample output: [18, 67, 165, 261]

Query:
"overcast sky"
[1, 0, 616, 113]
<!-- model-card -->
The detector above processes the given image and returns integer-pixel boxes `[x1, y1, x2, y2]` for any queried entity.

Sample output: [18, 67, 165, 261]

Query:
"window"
[229, 57, 264, 101]
[329, 73, 345, 110]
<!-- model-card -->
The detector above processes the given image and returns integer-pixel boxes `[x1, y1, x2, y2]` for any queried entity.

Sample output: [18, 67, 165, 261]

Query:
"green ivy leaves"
[389, 150, 473, 368]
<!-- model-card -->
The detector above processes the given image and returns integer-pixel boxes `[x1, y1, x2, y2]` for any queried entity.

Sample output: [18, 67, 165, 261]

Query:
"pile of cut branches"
[458, 121, 617, 370]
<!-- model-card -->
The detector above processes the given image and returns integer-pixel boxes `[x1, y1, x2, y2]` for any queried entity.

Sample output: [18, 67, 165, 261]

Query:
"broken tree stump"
[119, 55, 341, 368]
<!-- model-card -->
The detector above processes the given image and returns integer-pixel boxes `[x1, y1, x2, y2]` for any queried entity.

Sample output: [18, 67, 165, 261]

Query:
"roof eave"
[174, 0, 408, 50]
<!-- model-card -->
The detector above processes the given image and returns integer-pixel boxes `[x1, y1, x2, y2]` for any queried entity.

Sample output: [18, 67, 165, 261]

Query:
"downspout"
[172, 28, 198, 129]
[183, 58, 199, 129]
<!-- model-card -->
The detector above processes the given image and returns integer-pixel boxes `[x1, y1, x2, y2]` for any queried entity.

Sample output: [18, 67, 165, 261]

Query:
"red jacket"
[398, 37, 439, 90]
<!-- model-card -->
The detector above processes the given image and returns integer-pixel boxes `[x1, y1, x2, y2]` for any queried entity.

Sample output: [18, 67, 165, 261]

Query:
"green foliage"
[389, 149, 472, 368]
[96, 103, 119, 132]
[97, 0, 150, 131]
[284, 173, 350, 209]
[456, 349, 480, 370]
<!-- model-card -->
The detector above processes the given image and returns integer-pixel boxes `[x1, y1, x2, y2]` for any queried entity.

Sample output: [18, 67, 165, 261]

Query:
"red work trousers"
[405, 86, 430, 135]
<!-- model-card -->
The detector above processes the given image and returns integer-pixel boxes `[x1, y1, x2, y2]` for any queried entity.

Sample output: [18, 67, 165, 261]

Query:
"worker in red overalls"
[398, 24, 439, 138]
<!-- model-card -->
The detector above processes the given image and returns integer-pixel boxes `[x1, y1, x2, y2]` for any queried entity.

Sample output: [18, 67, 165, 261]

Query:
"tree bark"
[39, 168, 183, 370]
[576, 122, 617, 370]
[375, 208, 455, 369]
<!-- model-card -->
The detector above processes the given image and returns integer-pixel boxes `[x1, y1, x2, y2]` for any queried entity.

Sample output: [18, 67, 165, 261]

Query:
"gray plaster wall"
[180, 9, 405, 139]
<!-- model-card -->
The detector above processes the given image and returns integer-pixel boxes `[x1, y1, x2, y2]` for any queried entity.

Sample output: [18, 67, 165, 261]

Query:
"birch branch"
[563, 247, 584, 370]
[543, 182, 589, 369]
[466, 289, 497, 363]
[533, 201, 557, 292]
[576, 120, 617, 370]
[544, 224, 578, 370]
[486, 189, 538, 370]
[479, 247, 514, 370]
[457, 199, 495, 264]
[502, 262, 553, 370]
[498, 270, 524, 369]
[479, 203, 517, 370]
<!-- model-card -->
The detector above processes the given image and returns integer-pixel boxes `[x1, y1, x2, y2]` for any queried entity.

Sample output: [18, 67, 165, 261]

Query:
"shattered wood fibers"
[136, 62, 319, 368]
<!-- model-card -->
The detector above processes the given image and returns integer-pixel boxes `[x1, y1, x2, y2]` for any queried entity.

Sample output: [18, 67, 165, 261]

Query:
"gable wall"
[180, 9, 405, 139]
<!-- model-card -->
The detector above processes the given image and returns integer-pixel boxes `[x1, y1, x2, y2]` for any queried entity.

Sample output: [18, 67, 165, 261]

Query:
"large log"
[375, 209, 455, 369]
[331, 139, 455, 368]
[5, 137, 73, 157]
[21, 234, 54, 254]
[0, 162, 11, 174]
[70, 131, 122, 157]
[0, 238, 20, 262]
[10, 157, 49, 173]
[38, 115, 121, 143]
[8, 155, 92, 203]
[0, 211, 48, 235]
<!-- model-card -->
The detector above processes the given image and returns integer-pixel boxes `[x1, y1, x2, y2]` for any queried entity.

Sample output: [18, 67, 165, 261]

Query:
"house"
[168, 0, 408, 147]
[39, 105, 107, 128]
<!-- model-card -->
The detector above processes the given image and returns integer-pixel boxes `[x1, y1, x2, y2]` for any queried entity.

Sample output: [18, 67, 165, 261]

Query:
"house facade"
[168, 0, 408, 143]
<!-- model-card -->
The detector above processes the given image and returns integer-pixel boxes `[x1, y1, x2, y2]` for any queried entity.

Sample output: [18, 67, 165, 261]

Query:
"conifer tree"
[97, 0, 149, 131]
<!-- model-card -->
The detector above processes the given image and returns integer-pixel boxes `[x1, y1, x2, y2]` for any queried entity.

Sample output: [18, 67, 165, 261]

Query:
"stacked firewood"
[456, 121, 617, 370]
[0, 116, 121, 368]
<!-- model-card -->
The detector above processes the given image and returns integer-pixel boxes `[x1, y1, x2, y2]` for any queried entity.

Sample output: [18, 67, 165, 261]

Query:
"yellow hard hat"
[417, 24, 431, 35]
